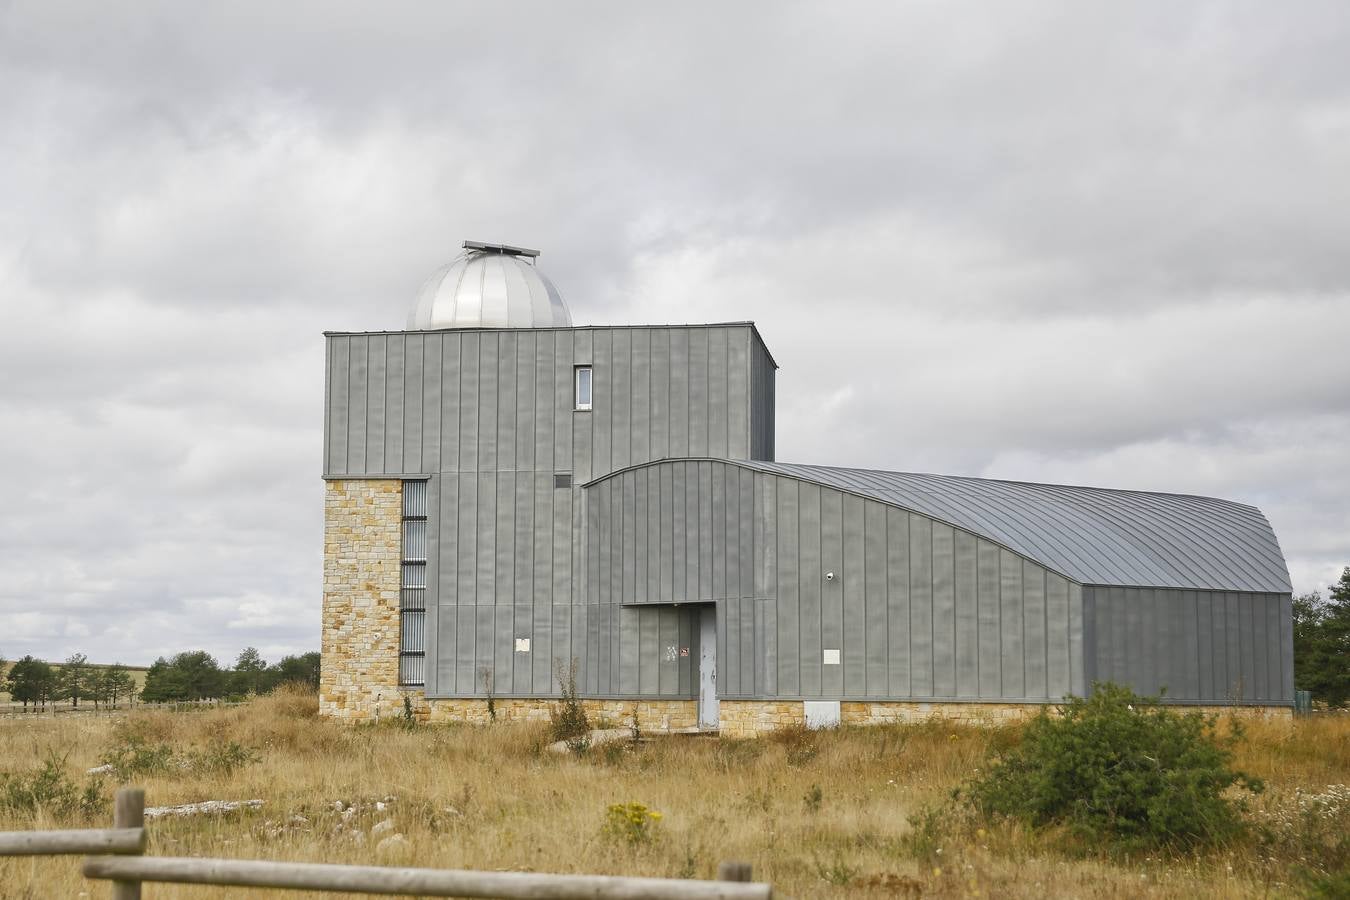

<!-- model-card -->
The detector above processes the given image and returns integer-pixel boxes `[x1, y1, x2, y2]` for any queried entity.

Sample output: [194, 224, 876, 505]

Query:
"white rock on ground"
[85, 765, 115, 776]
[143, 800, 264, 819]
[376, 834, 410, 855]
[370, 819, 396, 836]
[546, 728, 634, 754]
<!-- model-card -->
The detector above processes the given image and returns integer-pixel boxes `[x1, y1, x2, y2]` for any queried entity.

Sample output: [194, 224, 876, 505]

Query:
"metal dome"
[408, 240, 572, 330]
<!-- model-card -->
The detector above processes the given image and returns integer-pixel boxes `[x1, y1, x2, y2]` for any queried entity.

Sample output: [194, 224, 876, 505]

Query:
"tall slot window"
[399, 480, 427, 686]
[574, 365, 593, 410]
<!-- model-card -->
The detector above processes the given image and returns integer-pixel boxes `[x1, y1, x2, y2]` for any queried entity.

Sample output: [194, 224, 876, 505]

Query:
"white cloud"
[2, 1, 1348, 664]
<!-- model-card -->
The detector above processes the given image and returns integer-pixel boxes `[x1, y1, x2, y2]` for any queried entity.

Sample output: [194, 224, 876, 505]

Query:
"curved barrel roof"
[743, 461, 1291, 593]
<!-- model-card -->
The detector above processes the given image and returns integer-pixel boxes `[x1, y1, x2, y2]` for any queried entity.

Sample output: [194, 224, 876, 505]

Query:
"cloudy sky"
[2, 2, 1348, 667]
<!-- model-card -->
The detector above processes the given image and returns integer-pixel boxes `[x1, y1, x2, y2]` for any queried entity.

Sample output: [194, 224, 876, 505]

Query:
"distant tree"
[6, 656, 57, 710]
[140, 651, 227, 702]
[87, 664, 133, 710]
[58, 653, 93, 708]
[1293, 591, 1327, 689]
[89, 667, 110, 709]
[231, 647, 268, 695]
[1293, 567, 1350, 706]
[263, 652, 321, 692]
[107, 664, 136, 708]
[139, 657, 175, 702]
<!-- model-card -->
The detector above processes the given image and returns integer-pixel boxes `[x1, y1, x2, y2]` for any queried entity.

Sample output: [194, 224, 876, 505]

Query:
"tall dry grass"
[1, 692, 1346, 898]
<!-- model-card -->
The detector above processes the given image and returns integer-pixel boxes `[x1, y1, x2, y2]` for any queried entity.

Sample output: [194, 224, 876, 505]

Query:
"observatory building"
[320, 241, 1294, 734]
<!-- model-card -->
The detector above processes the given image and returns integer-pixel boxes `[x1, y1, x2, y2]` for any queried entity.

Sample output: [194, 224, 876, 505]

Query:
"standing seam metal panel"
[1083, 585, 1292, 704]
[582, 460, 1073, 702]
[317, 326, 766, 699]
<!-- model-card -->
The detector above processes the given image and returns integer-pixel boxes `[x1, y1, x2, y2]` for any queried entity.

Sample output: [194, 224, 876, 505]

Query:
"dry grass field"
[1, 689, 1347, 899]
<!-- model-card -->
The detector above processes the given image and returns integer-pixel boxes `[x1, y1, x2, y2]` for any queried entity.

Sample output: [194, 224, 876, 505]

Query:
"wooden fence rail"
[82, 856, 771, 899]
[0, 827, 145, 856]
[1, 788, 771, 899]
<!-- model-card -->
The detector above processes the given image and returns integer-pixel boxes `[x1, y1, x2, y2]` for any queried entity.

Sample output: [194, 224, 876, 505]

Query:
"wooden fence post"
[718, 861, 752, 882]
[112, 788, 145, 900]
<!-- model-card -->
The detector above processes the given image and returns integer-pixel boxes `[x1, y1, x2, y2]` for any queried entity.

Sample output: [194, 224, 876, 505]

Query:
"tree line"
[1293, 565, 1350, 706]
[1, 647, 320, 710]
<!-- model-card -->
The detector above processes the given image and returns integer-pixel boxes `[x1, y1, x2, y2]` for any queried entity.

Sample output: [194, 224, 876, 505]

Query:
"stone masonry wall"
[719, 699, 1291, 738]
[719, 701, 806, 738]
[319, 479, 405, 722]
[413, 698, 698, 731]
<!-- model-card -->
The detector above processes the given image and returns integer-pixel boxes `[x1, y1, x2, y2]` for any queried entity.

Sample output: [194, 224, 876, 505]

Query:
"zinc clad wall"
[585, 459, 1084, 702]
[1083, 586, 1294, 704]
[324, 324, 770, 699]
[749, 332, 776, 460]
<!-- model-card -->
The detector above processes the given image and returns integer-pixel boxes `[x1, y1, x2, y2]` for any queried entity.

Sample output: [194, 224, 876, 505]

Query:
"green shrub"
[902, 803, 955, 861]
[100, 735, 259, 779]
[99, 735, 177, 779]
[803, 783, 823, 814]
[1300, 869, 1350, 899]
[184, 741, 260, 776]
[402, 696, 416, 729]
[965, 683, 1261, 851]
[813, 853, 859, 886]
[549, 659, 589, 743]
[602, 801, 663, 845]
[0, 751, 104, 819]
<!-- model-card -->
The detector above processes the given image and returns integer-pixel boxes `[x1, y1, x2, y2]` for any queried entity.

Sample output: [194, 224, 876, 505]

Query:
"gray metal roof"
[744, 460, 1291, 593]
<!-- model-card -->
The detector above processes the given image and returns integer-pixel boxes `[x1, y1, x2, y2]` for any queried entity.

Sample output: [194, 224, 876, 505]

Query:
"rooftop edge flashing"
[324, 321, 779, 368]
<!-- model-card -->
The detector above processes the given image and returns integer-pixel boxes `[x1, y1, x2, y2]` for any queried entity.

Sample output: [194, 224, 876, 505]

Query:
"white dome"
[408, 241, 572, 330]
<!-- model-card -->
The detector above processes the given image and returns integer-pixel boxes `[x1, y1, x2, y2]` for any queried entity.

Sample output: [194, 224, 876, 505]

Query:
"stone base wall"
[331, 689, 699, 733]
[319, 479, 404, 722]
[842, 701, 1039, 727]
[406, 697, 698, 731]
[719, 699, 1292, 737]
[719, 701, 806, 737]
[1187, 705, 1293, 721]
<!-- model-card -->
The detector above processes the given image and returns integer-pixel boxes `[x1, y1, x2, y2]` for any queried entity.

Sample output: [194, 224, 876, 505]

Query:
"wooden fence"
[0, 699, 245, 718]
[0, 788, 770, 899]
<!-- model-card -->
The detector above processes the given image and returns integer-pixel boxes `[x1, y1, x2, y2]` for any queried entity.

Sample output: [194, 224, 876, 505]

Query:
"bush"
[0, 752, 104, 819]
[966, 683, 1262, 851]
[99, 734, 260, 779]
[183, 741, 260, 776]
[549, 659, 589, 744]
[99, 736, 177, 779]
[602, 801, 662, 845]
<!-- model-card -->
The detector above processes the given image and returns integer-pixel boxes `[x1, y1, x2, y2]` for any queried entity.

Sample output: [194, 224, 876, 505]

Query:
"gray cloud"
[2, 1, 1347, 665]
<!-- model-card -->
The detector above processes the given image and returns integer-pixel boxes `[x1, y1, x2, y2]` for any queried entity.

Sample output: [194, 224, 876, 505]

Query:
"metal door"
[698, 607, 718, 729]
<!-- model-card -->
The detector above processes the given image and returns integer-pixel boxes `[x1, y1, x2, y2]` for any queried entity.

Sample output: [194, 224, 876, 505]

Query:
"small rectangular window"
[402, 520, 427, 561]
[554, 474, 572, 489]
[399, 480, 428, 686]
[574, 366, 592, 410]
[403, 481, 428, 518]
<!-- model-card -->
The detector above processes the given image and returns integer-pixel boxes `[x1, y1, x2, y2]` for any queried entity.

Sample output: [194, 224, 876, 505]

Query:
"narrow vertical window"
[574, 366, 592, 410]
[399, 480, 427, 686]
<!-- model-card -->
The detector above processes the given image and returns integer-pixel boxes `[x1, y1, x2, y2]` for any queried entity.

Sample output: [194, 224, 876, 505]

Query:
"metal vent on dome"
[461, 239, 540, 258]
